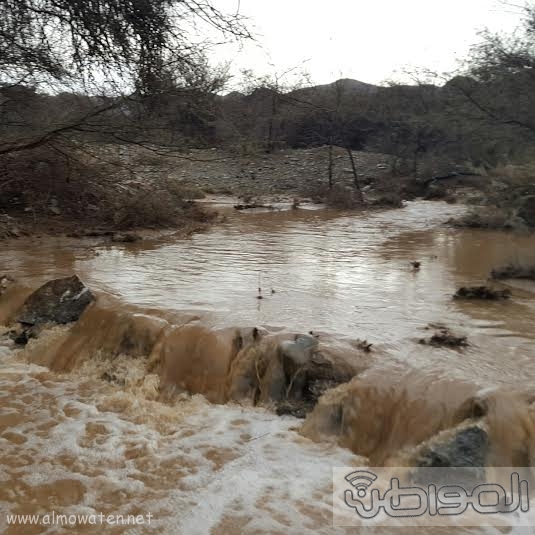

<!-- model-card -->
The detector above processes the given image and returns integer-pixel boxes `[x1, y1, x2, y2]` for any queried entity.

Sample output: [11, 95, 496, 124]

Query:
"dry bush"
[160, 178, 206, 200]
[0, 147, 120, 216]
[302, 180, 330, 201]
[0, 145, 212, 231]
[307, 183, 365, 209]
[110, 190, 180, 229]
[0, 214, 25, 239]
[449, 207, 510, 229]
[325, 185, 363, 209]
[488, 164, 535, 185]
[104, 178, 211, 230]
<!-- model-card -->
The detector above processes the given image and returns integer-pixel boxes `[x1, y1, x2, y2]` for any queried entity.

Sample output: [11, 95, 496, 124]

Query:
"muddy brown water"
[1, 200, 535, 534]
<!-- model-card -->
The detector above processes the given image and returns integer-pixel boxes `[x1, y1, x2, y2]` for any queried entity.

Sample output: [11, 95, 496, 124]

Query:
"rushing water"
[2, 201, 535, 384]
[1, 200, 535, 533]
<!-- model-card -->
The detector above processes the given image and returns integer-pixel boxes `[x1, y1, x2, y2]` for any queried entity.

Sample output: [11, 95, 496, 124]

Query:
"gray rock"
[16, 275, 94, 326]
[279, 334, 319, 365]
[417, 426, 488, 468]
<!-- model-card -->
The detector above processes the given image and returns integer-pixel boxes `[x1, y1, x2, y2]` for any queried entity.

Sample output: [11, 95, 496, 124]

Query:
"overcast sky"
[210, 0, 526, 88]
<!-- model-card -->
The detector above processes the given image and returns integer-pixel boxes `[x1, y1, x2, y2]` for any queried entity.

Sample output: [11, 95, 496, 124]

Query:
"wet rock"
[419, 327, 468, 348]
[8, 327, 35, 346]
[16, 275, 94, 326]
[281, 340, 355, 408]
[276, 400, 309, 419]
[416, 426, 488, 467]
[227, 332, 358, 414]
[280, 334, 319, 365]
[454, 286, 511, 300]
[111, 232, 142, 243]
[491, 264, 535, 281]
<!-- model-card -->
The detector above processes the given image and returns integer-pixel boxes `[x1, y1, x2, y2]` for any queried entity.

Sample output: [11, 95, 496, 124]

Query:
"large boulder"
[416, 425, 488, 468]
[227, 332, 359, 418]
[16, 275, 94, 326]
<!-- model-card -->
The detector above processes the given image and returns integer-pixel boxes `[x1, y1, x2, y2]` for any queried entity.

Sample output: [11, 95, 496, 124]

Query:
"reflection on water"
[2, 201, 534, 387]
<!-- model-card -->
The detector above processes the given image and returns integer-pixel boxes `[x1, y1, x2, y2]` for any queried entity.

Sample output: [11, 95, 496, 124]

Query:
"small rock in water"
[276, 401, 309, 419]
[419, 326, 468, 348]
[354, 339, 373, 352]
[454, 286, 511, 300]
[9, 329, 30, 346]
[491, 264, 535, 281]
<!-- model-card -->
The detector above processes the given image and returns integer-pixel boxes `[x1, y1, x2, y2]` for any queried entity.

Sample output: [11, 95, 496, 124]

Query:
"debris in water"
[354, 339, 373, 352]
[491, 264, 535, 281]
[234, 203, 275, 211]
[453, 286, 511, 300]
[111, 232, 142, 243]
[419, 326, 468, 348]
[410, 261, 421, 270]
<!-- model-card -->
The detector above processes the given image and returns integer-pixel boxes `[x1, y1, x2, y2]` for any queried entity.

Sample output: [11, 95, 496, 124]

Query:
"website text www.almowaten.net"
[5, 511, 153, 526]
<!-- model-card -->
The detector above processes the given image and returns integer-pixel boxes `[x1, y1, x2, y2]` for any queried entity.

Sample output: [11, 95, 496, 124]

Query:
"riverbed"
[1, 200, 535, 533]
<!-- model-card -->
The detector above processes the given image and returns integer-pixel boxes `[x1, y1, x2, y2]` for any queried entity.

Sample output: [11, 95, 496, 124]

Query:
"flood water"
[1, 200, 535, 533]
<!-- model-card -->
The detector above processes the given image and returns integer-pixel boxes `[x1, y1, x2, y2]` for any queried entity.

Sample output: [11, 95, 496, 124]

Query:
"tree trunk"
[327, 143, 334, 190]
[266, 93, 277, 153]
[346, 147, 364, 202]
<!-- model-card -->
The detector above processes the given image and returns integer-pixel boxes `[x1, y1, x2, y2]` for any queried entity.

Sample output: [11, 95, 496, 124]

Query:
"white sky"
[209, 0, 526, 87]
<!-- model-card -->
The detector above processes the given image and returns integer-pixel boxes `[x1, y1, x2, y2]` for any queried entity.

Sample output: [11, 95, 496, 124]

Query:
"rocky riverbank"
[0, 145, 418, 241]
[2, 143, 533, 241]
